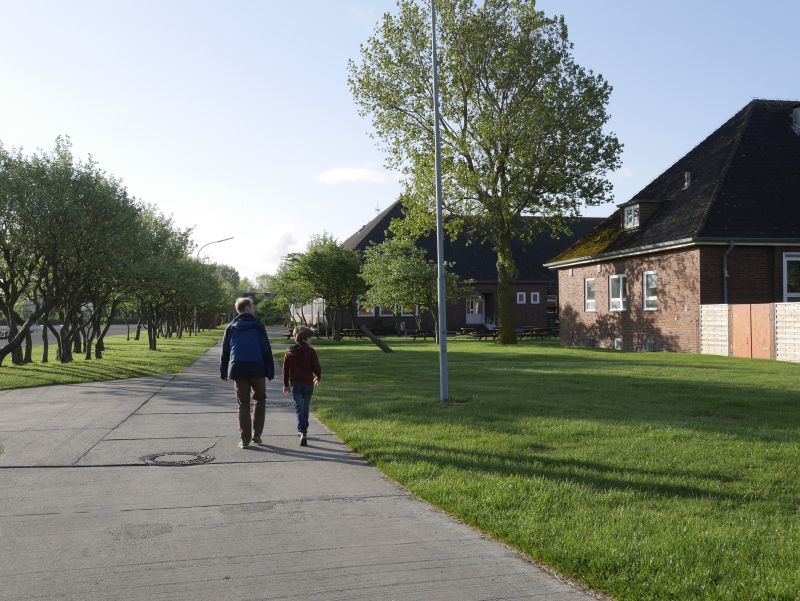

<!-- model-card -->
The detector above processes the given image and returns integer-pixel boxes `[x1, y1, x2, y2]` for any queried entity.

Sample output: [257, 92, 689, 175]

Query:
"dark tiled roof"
[343, 201, 603, 283]
[550, 99, 800, 265]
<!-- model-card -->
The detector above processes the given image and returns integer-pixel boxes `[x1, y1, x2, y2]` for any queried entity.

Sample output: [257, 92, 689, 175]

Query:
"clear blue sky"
[1, 0, 797, 279]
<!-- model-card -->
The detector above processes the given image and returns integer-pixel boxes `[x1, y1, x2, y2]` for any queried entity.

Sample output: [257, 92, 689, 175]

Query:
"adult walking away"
[282, 326, 321, 446]
[220, 297, 275, 448]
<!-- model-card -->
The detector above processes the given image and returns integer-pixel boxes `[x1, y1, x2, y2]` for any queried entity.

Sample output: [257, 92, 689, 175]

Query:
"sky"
[1, 0, 797, 280]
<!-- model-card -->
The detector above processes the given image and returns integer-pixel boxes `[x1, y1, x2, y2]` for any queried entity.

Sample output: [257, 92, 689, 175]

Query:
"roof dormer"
[623, 204, 639, 230]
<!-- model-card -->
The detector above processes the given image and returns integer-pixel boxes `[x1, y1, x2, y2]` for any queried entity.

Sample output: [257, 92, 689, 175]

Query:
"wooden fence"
[700, 303, 800, 362]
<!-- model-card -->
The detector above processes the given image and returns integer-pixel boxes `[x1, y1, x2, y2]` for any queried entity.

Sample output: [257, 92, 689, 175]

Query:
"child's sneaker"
[238, 440, 250, 449]
[299, 433, 308, 446]
[252, 435, 262, 445]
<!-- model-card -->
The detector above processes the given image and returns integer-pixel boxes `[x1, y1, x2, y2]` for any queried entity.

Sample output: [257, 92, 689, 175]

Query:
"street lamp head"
[196, 237, 234, 259]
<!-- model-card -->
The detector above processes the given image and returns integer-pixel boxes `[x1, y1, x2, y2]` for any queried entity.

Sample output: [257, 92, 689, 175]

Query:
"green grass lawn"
[0, 329, 222, 389]
[310, 337, 800, 601]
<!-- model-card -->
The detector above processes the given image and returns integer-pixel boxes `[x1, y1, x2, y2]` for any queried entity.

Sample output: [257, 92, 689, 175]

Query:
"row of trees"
[270, 233, 471, 340]
[0, 138, 231, 365]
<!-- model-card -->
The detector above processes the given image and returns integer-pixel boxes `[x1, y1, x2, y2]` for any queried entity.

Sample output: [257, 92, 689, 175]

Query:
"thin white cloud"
[619, 166, 635, 178]
[315, 167, 392, 185]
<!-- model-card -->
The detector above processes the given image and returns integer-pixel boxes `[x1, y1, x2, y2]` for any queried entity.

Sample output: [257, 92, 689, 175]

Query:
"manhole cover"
[140, 451, 215, 466]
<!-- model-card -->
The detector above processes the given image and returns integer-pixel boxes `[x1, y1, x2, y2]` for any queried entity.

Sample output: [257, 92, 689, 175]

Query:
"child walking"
[282, 326, 321, 446]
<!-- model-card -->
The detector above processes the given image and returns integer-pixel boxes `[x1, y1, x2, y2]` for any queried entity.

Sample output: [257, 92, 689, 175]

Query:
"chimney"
[683, 171, 692, 190]
[793, 107, 800, 135]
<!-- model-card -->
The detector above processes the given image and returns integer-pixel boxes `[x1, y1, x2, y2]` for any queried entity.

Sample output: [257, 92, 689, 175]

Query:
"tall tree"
[349, 0, 621, 343]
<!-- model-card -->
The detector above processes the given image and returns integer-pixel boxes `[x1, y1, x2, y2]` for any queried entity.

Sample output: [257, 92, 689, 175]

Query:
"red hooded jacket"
[282, 343, 321, 387]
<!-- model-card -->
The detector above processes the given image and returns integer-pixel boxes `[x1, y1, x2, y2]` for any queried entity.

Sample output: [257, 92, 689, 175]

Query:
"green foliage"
[361, 237, 473, 330]
[270, 257, 316, 323]
[0, 137, 227, 362]
[257, 296, 287, 325]
[349, 0, 622, 342]
[313, 339, 800, 601]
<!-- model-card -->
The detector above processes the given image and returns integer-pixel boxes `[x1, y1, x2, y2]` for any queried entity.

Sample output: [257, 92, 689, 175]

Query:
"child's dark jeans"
[291, 383, 314, 434]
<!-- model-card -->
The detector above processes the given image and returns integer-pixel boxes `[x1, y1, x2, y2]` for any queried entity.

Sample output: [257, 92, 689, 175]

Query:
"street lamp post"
[430, 0, 448, 402]
[195, 237, 234, 260]
[193, 236, 233, 332]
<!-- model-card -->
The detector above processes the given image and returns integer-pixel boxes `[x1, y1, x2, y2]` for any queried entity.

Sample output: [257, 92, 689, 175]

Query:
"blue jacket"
[220, 314, 275, 380]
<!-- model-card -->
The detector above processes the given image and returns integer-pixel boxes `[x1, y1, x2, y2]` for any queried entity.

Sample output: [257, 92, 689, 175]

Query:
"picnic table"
[410, 329, 435, 341]
[340, 328, 365, 338]
[518, 326, 559, 340]
[457, 325, 498, 341]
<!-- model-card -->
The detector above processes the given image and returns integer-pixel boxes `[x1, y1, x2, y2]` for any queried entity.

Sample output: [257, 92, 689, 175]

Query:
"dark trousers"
[234, 377, 266, 443]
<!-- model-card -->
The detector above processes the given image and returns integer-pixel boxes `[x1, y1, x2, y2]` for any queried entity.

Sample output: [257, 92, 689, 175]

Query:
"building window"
[609, 274, 628, 311]
[516, 292, 526, 304]
[530, 292, 540, 304]
[785, 253, 800, 302]
[357, 299, 376, 317]
[585, 278, 596, 312]
[643, 271, 658, 310]
[624, 205, 639, 229]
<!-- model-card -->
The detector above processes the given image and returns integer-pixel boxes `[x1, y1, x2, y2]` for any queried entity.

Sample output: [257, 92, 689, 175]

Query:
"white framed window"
[585, 278, 596, 312]
[379, 306, 395, 317]
[624, 205, 639, 229]
[609, 274, 628, 311]
[643, 271, 658, 310]
[530, 292, 540, 304]
[784, 253, 800, 302]
[516, 292, 526, 304]
[357, 299, 376, 317]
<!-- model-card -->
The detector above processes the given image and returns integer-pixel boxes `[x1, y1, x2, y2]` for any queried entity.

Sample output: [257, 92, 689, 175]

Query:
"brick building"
[545, 99, 800, 353]
[343, 200, 601, 332]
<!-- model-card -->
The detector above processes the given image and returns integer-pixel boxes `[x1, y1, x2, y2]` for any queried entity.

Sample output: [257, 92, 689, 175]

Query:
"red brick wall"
[558, 248, 702, 353]
[700, 245, 800, 304]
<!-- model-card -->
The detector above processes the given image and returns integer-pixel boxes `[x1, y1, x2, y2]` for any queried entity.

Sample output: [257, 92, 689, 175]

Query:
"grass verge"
[0, 329, 222, 389]
[311, 337, 800, 601]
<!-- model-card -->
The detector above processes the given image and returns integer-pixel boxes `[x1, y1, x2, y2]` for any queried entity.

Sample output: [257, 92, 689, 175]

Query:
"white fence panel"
[775, 303, 800, 363]
[700, 304, 729, 356]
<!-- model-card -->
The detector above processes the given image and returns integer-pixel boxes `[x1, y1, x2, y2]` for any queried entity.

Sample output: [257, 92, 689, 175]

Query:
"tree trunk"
[358, 324, 393, 353]
[496, 235, 518, 345]
[135, 320, 142, 341]
[42, 316, 50, 363]
[23, 329, 33, 363]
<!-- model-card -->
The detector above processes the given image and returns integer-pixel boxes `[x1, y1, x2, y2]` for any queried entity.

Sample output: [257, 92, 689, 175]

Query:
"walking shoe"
[299, 433, 308, 446]
[238, 440, 250, 449]
[252, 435, 262, 445]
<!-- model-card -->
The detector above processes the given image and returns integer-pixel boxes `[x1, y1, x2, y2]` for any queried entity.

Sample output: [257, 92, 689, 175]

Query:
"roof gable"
[549, 99, 800, 266]
[344, 201, 603, 282]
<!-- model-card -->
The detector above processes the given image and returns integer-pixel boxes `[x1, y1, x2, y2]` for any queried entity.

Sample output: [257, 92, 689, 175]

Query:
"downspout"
[723, 241, 735, 304]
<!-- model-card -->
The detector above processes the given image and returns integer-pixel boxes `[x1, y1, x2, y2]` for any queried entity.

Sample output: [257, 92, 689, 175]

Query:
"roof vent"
[793, 107, 800, 135]
[683, 171, 692, 189]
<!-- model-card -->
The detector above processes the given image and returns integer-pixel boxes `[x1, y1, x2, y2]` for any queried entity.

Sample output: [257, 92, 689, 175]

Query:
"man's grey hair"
[235, 297, 254, 314]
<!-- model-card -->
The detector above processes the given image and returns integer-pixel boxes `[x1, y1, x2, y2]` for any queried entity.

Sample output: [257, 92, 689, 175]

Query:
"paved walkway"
[0, 342, 598, 601]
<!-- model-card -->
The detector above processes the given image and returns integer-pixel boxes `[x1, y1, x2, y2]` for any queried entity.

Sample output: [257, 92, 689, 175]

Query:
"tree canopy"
[349, 0, 622, 343]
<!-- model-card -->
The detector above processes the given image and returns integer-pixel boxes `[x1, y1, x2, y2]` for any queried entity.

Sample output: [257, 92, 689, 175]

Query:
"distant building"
[344, 200, 602, 331]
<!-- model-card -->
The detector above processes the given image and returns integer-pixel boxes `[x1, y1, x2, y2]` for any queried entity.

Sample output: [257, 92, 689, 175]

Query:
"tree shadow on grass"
[364, 441, 765, 505]
[315, 345, 800, 442]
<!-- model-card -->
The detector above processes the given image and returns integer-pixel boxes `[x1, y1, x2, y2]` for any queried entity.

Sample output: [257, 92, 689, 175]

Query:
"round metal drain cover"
[140, 451, 215, 466]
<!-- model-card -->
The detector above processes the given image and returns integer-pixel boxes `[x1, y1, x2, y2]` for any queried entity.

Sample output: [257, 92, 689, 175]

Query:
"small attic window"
[623, 205, 639, 229]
